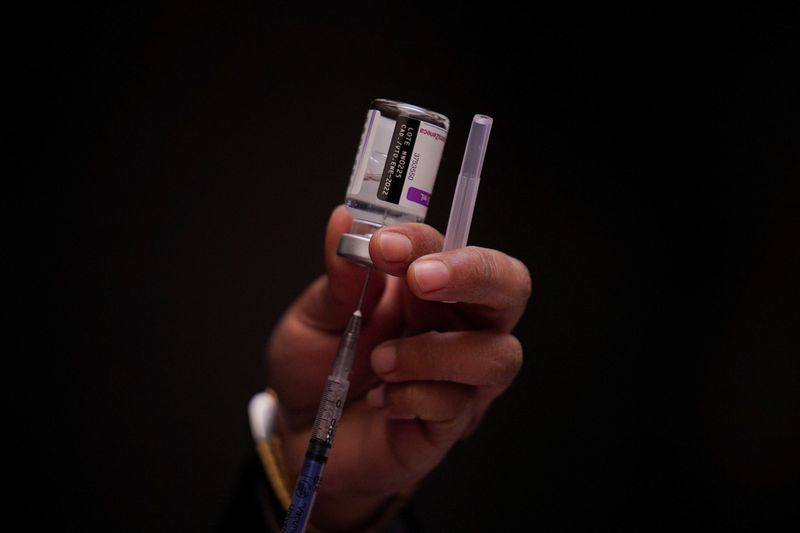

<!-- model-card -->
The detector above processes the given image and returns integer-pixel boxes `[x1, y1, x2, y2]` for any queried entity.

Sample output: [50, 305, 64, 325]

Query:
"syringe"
[281, 268, 372, 533]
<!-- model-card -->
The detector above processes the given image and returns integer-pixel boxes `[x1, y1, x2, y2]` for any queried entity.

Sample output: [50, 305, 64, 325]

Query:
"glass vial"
[338, 99, 450, 265]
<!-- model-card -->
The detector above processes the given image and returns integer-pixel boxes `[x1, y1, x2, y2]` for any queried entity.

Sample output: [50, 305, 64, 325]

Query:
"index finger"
[408, 247, 532, 331]
[369, 223, 531, 332]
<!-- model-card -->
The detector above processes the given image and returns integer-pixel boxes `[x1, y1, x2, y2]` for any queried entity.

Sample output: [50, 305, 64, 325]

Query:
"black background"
[15, 2, 798, 532]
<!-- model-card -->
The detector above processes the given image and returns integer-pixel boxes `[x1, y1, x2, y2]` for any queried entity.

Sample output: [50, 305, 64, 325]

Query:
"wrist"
[257, 390, 413, 532]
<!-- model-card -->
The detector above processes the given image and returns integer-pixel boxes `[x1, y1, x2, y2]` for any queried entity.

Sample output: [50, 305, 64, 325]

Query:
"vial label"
[378, 116, 421, 204]
[347, 109, 447, 221]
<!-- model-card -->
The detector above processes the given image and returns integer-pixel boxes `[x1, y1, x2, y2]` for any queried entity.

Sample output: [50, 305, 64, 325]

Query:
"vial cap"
[337, 233, 373, 266]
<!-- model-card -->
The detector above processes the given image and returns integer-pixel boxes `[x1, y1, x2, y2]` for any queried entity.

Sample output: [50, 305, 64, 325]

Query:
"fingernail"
[378, 231, 412, 262]
[412, 260, 450, 292]
[371, 344, 397, 374]
[366, 384, 386, 408]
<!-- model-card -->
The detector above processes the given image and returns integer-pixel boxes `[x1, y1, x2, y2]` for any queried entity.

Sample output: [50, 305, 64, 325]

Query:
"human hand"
[266, 205, 531, 530]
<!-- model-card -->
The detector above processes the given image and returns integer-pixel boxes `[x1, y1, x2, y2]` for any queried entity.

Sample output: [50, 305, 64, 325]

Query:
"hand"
[266, 206, 531, 530]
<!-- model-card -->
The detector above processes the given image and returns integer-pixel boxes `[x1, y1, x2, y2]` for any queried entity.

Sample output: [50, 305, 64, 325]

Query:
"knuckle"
[404, 223, 443, 256]
[461, 248, 502, 298]
[461, 249, 532, 306]
[476, 249, 503, 283]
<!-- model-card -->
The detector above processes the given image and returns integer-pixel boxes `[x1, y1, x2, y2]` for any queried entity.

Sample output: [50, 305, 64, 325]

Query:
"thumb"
[295, 205, 385, 331]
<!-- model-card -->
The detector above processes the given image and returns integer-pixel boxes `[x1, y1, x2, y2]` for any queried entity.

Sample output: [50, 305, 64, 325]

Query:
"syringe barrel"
[283, 453, 325, 533]
[331, 312, 362, 377]
[310, 376, 350, 444]
[283, 375, 349, 533]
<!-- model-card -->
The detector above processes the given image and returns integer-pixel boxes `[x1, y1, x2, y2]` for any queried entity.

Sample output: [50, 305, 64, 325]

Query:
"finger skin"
[265, 206, 532, 531]
[295, 205, 386, 331]
[408, 247, 532, 311]
[369, 225, 444, 276]
[368, 223, 531, 330]
[367, 330, 523, 444]
[366, 382, 480, 455]
[370, 331, 523, 392]
[368, 381, 475, 422]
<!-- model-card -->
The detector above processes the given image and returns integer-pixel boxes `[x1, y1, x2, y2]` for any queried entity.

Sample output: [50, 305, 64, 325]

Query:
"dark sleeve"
[214, 451, 423, 533]
[214, 451, 285, 532]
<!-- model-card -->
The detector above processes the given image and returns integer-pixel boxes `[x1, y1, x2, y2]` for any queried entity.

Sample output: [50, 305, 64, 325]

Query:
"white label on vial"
[347, 112, 447, 219]
[399, 120, 447, 214]
[378, 117, 447, 216]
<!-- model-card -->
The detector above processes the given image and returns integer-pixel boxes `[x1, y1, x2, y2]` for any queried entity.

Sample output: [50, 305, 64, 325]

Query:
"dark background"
[16, 2, 798, 532]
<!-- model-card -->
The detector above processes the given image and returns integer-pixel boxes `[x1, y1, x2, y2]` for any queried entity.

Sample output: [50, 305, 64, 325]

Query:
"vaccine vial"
[338, 99, 450, 265]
